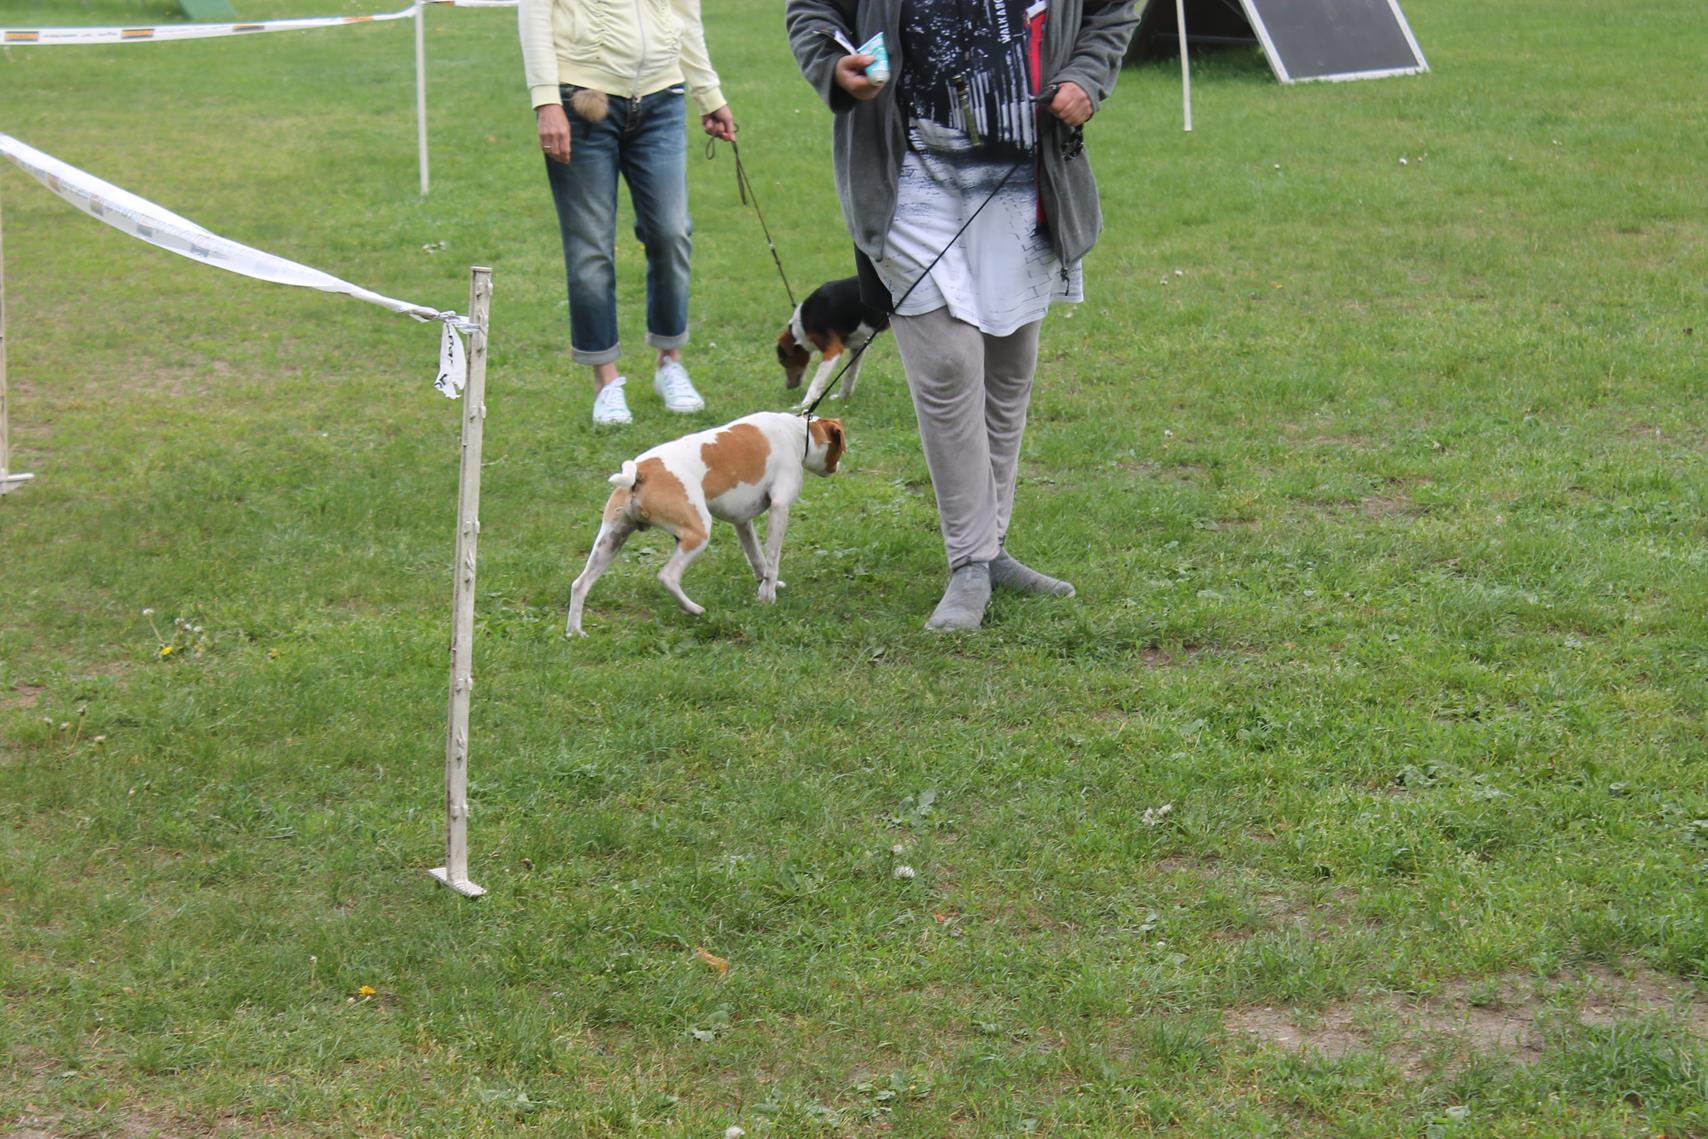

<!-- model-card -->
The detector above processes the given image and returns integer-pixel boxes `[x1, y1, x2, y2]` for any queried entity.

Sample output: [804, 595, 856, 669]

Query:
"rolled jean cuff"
[571, 343, 621, 366]
[645, 329, 689, 351]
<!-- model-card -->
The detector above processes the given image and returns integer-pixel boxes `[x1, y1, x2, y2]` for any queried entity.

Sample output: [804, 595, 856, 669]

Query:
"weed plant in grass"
[1, 0, 1706, 1135]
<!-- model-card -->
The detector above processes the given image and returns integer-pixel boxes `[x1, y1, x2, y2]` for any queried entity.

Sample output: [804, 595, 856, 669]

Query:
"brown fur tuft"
[569, 88, 610, 123]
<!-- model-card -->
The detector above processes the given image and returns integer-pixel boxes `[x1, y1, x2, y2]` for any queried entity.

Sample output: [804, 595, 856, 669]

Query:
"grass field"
[3, 0, 1707, 1134]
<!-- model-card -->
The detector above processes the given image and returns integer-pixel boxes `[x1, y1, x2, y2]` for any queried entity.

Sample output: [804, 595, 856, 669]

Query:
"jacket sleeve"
[785, 0, 860, 114]
[518, 0, 560, 110]
[671, 0, 728, 116]
[1051, 0, 1140, 114]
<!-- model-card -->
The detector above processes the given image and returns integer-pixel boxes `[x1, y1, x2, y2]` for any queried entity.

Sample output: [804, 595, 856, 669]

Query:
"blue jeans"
[545, 85, 692, 366]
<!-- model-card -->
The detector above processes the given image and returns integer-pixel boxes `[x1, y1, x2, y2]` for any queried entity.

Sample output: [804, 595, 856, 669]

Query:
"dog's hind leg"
[657, 529, 711, 616]
[567, 513, 638, 636]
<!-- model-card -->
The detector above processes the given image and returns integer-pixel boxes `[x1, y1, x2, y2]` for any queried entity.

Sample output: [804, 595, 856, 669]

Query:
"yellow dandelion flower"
[159, 645, 173, 658]
[358, 985, 377, 998]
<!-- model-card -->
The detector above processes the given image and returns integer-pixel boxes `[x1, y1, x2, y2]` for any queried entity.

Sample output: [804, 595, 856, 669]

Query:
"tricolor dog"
[776, 276, 890, 409]
[567, 412, 847, 636]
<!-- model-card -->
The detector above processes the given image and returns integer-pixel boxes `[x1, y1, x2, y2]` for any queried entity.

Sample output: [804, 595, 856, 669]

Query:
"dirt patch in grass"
[2, 683, 45, 711]
[9, 1106, 308, 1139]
[1224, 963, 1708, 1076]
[1354, 493, 1422, 520]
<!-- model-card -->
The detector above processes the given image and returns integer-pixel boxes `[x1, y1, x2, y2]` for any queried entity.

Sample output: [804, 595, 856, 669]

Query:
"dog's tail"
[608, 460, 638, 490]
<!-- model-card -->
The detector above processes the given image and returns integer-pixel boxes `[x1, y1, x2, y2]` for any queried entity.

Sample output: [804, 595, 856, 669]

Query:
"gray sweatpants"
[890, 307, 1044, 570]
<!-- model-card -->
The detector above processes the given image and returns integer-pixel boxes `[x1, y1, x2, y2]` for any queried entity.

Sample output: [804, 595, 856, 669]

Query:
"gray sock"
[926, 562, 992, 631]
[991, 550, 1075, 597]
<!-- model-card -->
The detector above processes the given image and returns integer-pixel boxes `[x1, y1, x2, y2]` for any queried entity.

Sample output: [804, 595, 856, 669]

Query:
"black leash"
[800, 149, 1029, 421]
[707, 135, 797, 309]
[800, 82, 1072, 423]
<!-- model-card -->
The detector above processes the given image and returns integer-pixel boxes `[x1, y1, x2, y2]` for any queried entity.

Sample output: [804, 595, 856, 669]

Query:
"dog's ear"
[777, 330, 809, 385]
[819, 418, 846, 473]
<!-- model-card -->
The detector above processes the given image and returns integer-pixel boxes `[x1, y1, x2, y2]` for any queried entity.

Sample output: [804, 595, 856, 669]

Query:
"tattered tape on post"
[0, 133, 473, 398]
[1, 0, 516, 47]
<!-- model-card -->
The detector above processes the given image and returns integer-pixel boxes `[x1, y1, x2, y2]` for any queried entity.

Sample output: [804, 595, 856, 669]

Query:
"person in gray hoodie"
[786, 0, 1138, 630]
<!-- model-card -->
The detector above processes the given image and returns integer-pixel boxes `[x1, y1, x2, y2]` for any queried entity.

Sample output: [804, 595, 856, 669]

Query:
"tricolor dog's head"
[806, 417, 846, 476]
[776, 310, 812, 389]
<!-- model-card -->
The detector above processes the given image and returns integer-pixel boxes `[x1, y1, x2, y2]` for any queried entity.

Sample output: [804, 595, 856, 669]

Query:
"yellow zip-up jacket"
[518, 0, 726, 116]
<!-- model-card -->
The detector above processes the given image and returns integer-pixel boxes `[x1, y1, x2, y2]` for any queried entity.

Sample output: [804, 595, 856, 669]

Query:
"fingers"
[701, 107, 736, 141]
[1047, 82, 1093, 127]
[536, 103, 572, 163]
[833, 53, 883, 101]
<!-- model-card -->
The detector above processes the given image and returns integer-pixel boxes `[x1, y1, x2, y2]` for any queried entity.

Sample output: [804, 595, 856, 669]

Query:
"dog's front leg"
[838, 347, 864, 401]
[734, 518, 767, 584]
[757, 500, 792, 604]
[797, 347, 842, 410]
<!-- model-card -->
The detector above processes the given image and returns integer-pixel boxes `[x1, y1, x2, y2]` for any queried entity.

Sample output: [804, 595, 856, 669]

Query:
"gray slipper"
[926, 562, 992, 631]
[991, 550, 1075, 597]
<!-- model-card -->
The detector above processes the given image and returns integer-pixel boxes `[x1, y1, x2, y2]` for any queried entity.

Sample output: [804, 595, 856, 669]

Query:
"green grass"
[3, 0, 1707, 1134]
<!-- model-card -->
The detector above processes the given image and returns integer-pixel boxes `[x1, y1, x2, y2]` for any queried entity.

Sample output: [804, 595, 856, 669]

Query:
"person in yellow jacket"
[520, 0, 735, 425]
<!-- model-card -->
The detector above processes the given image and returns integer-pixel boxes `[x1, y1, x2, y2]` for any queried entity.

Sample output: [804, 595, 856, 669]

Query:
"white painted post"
[414, 3, 430, 195]
[1176, 0, 1193, 132]
[0, 182, 35, 496]
[430, 266, 491, 898]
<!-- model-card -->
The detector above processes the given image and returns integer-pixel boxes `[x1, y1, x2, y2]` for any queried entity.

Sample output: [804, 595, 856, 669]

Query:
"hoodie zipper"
[631, 0, 649, 110]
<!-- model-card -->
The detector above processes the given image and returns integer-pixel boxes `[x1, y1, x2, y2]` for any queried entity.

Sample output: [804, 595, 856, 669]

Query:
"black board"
[1127, 0, 1427, 84]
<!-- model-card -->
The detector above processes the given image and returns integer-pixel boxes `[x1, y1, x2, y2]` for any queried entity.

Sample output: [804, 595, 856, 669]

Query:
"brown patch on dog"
[700, 424, 772, 500]
[808, 330, 843, 357]
[777, 330, 811, 388]
[809, 417, 846, 473]
[631, 458, 704, 547]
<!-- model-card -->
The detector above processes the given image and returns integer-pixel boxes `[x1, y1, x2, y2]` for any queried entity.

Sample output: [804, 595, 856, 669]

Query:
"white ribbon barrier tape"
[1, 0, 515, 47]
[0, 133, 472, 398]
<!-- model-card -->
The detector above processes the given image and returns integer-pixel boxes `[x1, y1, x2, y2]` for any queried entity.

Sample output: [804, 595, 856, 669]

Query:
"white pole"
[430, 266, 491, 898]
[1176, 0, 1193, 132]
[414, 4, 430, 195]
[0, 179, 35, 496]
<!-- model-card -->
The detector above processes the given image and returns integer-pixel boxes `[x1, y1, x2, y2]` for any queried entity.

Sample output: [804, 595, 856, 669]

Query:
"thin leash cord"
[800, 149, 1029, 421]
[708, 136, 796, 309]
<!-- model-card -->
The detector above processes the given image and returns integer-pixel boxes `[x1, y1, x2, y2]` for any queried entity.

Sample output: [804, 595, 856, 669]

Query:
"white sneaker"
[653, 359, 705, 413]
[592, 378, 632, 426]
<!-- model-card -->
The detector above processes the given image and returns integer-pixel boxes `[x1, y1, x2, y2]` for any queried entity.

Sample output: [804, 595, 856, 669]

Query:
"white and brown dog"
[776, 276, 890, 409]
[567, 412, 847, 636]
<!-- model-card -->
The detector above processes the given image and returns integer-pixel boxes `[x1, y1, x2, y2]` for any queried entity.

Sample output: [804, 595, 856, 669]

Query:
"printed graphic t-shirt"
[874, 0, 1083, 336]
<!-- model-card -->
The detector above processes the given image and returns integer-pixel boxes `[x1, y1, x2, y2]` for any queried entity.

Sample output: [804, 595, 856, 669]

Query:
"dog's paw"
[757, 582, 778, 604]
[566, 623, 587, 638]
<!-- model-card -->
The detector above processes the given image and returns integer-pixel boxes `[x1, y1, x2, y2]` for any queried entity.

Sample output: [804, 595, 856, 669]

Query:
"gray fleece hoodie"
[785, 0, 1139, 266]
